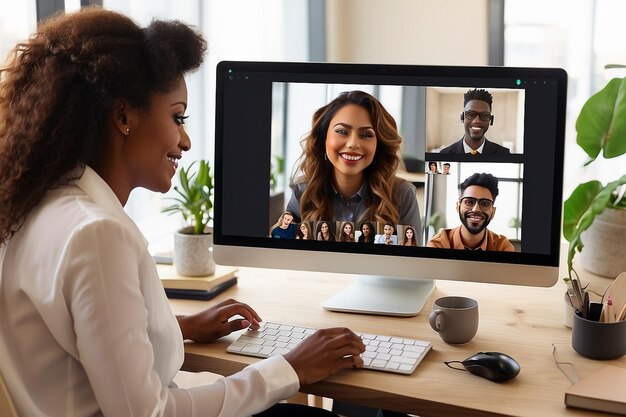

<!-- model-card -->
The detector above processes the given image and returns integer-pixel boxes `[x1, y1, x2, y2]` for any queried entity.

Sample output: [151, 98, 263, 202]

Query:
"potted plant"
[162, 160, 216, 276]
[563, 75, 626, 280]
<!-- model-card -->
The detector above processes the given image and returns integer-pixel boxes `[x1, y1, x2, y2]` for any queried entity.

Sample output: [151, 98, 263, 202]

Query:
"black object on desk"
[445, 352, 520, 382]
[587, 302, 603, 322]
[165, 277, 238, 300]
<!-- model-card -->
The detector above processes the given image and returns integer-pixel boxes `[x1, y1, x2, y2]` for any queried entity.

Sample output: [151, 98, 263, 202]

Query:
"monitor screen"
[213, 61, 567, 316]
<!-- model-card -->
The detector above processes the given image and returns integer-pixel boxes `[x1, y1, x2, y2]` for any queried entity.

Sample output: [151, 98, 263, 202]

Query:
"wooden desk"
[168, 264, 623, 417]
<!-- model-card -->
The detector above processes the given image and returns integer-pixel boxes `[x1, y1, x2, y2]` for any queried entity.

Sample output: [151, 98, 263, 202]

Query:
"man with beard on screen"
[427, 173, 515, 251]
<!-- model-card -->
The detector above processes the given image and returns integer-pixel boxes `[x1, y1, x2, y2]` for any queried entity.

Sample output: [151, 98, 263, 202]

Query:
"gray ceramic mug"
[428, 296, 479, 344]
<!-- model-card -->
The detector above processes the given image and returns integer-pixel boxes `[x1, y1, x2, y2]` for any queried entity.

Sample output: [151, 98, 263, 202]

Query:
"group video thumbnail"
[270, 217, 420, 246]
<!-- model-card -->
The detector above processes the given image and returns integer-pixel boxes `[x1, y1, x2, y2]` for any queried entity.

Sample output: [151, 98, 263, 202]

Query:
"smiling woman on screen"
[287, 90, 422, 245]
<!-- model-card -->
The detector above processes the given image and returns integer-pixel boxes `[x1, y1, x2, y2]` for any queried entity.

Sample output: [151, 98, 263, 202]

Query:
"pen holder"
[571, 311, 626, 360]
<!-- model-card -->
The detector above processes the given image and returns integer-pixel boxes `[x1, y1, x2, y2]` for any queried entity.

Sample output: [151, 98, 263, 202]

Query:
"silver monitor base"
[322, 275, 436, 317]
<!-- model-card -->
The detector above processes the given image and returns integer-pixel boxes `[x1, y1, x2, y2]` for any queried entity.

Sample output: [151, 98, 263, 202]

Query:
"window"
[504, 0, 626, 198]
[102, 0, 310, 253]
[0, 1, 36, 63]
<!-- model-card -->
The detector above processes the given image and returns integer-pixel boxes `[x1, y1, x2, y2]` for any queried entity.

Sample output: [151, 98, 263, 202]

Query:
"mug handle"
[428, 309, 445, 332]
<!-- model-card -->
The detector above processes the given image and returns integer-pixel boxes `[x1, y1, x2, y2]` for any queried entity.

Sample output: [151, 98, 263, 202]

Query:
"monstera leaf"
[576, 77, 626, 164]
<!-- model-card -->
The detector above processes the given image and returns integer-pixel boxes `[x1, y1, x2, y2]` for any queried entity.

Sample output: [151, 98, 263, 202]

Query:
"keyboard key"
[371, 359, 388, 368]
[239, 336, 263, 345]
[242, 344, 262, 354]
[259, 346, 275, 356]
[228, 341, 246, 352]
[391, 356, 417, 365]
[227, 322, 432, 375]
[402, 351, 424, 359]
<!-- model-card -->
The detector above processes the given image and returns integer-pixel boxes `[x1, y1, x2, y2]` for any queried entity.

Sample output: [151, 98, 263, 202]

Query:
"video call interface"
[216, 63, 566, 266]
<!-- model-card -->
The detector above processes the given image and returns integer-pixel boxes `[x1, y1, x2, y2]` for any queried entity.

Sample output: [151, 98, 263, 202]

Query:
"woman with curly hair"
[0, 7, 364, 417]
[357, 221, 376, 243]
[286, 90, 421, 245]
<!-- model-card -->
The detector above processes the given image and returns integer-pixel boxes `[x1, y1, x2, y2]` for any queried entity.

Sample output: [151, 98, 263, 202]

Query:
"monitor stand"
[322, 275, 436, 317]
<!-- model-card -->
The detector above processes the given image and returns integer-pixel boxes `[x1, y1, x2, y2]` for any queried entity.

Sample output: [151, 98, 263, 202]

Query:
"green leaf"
[576, 77, 626, 162]
[161, 159, 213, 234]
[562, 181, 603, 241]
[608, 79, 626, 158]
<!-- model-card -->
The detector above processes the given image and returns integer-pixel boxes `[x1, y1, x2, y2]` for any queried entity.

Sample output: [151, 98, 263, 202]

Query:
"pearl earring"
[126, 128, 130, 134]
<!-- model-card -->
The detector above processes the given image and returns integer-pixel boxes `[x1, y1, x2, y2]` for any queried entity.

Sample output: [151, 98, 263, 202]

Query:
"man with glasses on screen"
[440, 88, 510, 155]
[427, 173, 515, 251]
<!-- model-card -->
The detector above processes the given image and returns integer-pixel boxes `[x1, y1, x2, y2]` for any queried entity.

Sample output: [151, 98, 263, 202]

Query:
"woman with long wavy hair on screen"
[338, 221, 355, 242]
[296, 221, 312, 240]
[286, 91, 422, 244]
[316, 221, 335, 241]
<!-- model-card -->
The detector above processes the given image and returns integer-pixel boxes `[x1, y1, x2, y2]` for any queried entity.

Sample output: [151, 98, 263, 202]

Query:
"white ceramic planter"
[579, 208, 626, 278]
[173, 226, 216, 277]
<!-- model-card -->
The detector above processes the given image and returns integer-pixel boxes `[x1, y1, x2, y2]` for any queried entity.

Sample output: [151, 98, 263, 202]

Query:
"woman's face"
[300, 223, 308, 234]
[429, 163, 437, 173]
[325, 104, 377, 181]
[406, 228, 414, 239]
[122, 77, 190, 194]
[383, 224, 393, 236]
[343, 223, 352, 234]
[321, 223, 329, 233]
[362, 224, 371, 236]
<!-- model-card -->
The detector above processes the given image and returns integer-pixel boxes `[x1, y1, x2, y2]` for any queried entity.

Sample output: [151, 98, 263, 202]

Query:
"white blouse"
[0, 166, 299, 417]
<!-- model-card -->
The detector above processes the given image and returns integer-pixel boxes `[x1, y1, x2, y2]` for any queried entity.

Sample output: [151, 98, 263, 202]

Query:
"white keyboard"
[226, 321, 432, 375]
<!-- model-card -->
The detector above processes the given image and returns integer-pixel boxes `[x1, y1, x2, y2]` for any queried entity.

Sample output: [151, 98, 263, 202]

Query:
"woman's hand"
[283, 327, 365, 386]
[176, 298, 261, 343]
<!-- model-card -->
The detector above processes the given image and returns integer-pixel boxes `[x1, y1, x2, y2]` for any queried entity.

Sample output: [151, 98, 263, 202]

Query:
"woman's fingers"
[214, 299, 262, 326]
[283, 327, 366, 386]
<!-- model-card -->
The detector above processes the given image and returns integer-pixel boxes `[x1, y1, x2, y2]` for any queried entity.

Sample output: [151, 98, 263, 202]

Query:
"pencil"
[617, 302, 626, 322]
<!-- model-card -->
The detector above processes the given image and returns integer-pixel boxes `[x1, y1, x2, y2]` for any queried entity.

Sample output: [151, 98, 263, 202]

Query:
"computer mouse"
[461, 352, 520, 382]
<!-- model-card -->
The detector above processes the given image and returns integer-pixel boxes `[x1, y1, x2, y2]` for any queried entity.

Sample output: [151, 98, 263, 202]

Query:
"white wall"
[325, 0, 489, 65]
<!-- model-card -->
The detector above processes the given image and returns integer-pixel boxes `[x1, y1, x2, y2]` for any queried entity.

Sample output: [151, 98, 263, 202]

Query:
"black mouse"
[460, 352, 520, 382]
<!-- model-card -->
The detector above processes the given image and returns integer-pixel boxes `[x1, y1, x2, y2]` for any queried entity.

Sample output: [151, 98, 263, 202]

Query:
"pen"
[618, 302, 626, 322]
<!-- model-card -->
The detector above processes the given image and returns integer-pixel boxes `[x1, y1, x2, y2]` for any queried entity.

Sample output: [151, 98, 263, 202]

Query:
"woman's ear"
[110, 99, 135, 137]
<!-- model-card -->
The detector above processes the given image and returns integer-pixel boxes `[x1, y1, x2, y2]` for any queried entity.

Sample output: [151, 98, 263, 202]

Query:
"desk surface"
[168, 263, 623, 417]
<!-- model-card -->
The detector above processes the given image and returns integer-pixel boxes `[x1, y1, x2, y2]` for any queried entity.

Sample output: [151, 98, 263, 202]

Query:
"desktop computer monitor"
[213, 61, 567, 316]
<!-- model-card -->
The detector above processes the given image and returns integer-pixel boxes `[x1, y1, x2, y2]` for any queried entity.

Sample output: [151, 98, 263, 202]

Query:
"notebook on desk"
[158, 265, 239, 300]
[564, 365, 626, 414]
[164, 277, 238, 300]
